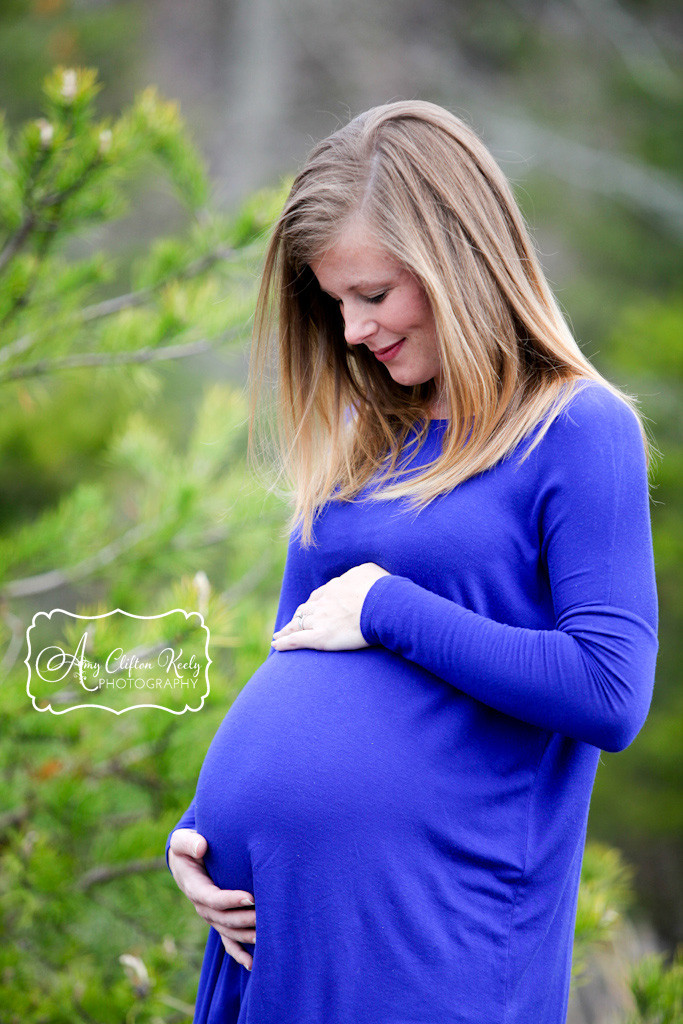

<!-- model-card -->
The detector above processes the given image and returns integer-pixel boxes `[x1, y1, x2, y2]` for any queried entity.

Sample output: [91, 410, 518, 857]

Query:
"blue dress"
[167, 381, 658, 1024]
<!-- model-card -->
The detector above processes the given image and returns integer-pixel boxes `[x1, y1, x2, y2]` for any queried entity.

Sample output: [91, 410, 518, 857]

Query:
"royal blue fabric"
[166, 380, 658, 1023]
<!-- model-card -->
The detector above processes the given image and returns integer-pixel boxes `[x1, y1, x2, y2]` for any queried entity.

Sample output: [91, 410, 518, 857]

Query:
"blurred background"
[0, 1, 681, 1021]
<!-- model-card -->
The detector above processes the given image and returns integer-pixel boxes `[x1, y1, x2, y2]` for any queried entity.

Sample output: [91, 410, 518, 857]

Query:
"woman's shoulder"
[510, 378, 648, 488]
[538, 378, 645, 453]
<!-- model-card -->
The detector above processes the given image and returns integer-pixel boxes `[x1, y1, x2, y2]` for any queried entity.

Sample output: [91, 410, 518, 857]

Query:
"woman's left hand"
[271, 562, 390, 652]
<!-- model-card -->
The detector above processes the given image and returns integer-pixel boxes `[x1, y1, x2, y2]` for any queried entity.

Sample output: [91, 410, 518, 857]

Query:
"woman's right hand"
[168, 828, 257, 971]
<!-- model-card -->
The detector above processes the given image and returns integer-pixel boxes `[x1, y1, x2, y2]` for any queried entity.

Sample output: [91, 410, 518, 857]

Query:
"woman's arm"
[166, 801, 257, 971]
[360, 578, 657, 751]
[165, 797, 197, 869]
[360, 387, 658, 752]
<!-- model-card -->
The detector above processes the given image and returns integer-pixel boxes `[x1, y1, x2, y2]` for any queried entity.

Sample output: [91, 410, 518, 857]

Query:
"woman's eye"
[365, 291, 387, 304]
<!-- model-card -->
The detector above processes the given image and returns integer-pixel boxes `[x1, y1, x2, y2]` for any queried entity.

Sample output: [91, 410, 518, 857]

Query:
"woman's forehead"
[309, 216, 401, 291]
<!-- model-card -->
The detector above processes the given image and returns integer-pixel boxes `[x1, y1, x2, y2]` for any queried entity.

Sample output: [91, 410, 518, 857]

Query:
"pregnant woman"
[166, 100, 658, 1023]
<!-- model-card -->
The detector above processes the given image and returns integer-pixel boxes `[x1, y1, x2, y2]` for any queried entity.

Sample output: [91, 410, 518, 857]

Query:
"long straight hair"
[248, 100, 650, 547]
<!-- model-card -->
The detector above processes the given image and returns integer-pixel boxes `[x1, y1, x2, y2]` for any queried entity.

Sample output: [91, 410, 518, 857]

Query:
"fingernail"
[193, 840, 202, 857]
[240, 898, 255, 906]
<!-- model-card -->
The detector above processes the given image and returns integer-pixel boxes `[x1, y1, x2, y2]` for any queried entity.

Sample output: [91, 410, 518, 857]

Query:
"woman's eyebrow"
[354, 280, 392, 291]
[320, 279, 394, 298]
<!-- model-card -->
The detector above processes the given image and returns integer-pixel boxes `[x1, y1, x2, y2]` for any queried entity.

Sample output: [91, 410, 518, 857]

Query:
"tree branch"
[0, 520, 156, 599]
[91, 741, 159, 778]
[1, 518, 236, 600]
[157, 994, 198, 1018]
[0, 244, 242, 365]
[220, 549, 280, 605]
[0, 605, 28, 674]
[0, 216, 59, 330]
[0, 330, 39, 365]
[76, 856, 168, 891]
[39, 154, 104, 211]
[0, 155, 103, 280]
[80, 245, 238, 321]
[0, 214, 36, 274]
[0, 335, 224, 385]
[86, 887, 206, 969]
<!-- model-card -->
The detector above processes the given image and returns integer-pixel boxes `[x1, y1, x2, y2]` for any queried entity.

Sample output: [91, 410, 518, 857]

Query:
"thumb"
[170, 827, 208, 860]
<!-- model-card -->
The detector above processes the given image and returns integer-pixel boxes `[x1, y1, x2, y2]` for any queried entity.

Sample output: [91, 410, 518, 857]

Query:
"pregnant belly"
[194, 646, 542, 896]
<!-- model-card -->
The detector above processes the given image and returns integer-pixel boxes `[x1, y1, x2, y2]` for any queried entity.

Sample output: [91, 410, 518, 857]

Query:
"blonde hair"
[248, 99, 650, 546]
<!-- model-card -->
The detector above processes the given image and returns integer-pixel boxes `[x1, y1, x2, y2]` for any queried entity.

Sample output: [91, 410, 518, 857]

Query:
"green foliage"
[627, 948, 683, 1024]
[586, 287, 683, 947]
[3, 64, 208, 272]
[0, 65, 270, 528]
[0, 68, 286, 1021]
[572, 851, 682, 1020]
[573, 843, 634, 985]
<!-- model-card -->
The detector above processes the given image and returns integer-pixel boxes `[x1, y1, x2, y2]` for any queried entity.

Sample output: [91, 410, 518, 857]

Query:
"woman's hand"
[168, 828, 257, 971]
[271, 562, 390, 651]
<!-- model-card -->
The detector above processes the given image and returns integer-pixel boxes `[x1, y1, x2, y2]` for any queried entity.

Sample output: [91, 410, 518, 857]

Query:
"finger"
[271, 622, 296, 638]
[174, 863, 256, 910]
[197, 905, 256, 929]
[213, 925, 257, 944]
[196, 905, 257, 940]
[273, 597, 323, 637]
[169, 828, 207, 859]
[272, 612, 309, 637]
[168, 847, 214, 896]
[169, 856, 257, 914]
[272, 625, 316, 642]
[220, 935, 254, 972]
[270, 630, 317, 647]
[271, 630, 324, 650]
[191, 883, 256, 911]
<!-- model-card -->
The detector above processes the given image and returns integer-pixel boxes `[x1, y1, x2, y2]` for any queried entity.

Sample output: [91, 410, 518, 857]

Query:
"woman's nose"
[342, 304, 378, 347]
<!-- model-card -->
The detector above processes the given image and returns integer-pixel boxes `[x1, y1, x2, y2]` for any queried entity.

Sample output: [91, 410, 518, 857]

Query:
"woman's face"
[309, 215, 447, 414]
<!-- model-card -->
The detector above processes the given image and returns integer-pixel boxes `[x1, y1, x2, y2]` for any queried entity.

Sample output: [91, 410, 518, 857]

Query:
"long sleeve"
[165, 796, 197, 871]
[360, 385, 659, 752]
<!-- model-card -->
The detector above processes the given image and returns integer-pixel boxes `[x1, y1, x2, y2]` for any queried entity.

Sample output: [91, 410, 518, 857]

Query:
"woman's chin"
[386, 368, 438, 389]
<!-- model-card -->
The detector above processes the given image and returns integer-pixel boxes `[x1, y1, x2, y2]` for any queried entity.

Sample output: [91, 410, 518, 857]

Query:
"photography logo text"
[25, 608, 211, 715]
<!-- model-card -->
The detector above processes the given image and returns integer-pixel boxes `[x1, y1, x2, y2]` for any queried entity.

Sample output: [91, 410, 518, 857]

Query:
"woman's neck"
[427, 401, 450, 420]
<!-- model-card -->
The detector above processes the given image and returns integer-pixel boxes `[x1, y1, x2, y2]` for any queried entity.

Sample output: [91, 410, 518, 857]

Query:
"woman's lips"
[373, 338, 405, 362]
